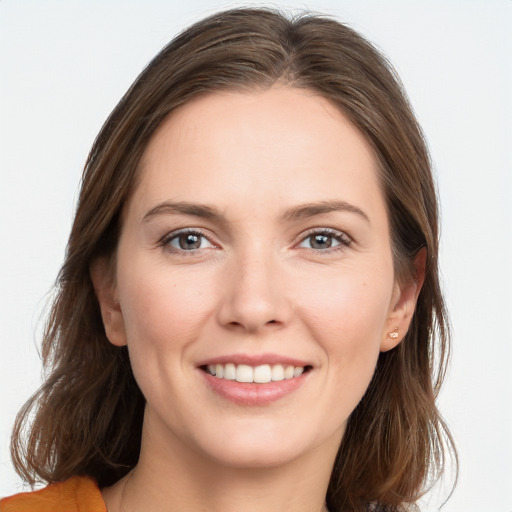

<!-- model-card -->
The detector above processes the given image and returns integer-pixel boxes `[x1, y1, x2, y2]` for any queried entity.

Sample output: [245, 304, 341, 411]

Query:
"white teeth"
[253, 364, 272, 383]
[206, 363, 306, 383]
[236, 364, 253, 383]
[271, 364, 285, 381]
[224, 363, 236, 380]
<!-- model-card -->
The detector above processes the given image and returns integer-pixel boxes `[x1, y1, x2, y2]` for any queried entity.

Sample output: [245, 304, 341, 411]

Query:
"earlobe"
[90, 258, 127, 347]
[380, 248, 426, 352]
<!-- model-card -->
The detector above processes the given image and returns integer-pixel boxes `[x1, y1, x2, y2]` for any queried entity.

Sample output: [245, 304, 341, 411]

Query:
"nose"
[217, 249, 291, 333]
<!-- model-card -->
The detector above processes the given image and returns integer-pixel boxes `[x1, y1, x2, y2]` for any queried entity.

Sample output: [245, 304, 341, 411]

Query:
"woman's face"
[96, 86, 412, 470]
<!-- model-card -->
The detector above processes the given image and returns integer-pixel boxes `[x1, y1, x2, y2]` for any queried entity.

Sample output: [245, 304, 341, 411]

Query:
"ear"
[381, 248, 426, 352]
[90, 257, 127, 347]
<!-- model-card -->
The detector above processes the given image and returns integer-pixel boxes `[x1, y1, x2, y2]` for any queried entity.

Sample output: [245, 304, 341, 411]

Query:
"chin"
[190, 418, 345, 471]
[205, 442, 308, 470]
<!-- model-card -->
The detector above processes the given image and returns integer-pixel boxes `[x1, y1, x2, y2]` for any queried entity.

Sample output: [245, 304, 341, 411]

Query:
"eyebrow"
[142, 201, 223, 223]
[142, 199, 370, 224]
[282, 200, 370, 223]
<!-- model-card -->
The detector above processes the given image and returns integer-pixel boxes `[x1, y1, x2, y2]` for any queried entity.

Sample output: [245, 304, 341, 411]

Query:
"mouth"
[200, 363, 313, 383]
[197, 354, 313, 405]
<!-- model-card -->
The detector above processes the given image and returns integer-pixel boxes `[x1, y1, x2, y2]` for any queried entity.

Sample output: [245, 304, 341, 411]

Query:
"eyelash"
[159, 228, 216, 255]
[296, 228, 352, 253]
[159, 227, 352, 255]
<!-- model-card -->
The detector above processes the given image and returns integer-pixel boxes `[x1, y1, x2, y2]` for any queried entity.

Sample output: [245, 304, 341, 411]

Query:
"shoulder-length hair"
[11, 8, 456, 511]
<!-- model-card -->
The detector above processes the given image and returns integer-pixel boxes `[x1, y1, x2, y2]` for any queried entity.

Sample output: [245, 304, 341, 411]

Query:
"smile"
[198, 354, 313, 405]
[205, 363, 307, 383]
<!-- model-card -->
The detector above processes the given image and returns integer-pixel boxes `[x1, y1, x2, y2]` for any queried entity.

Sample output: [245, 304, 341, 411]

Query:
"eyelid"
[159, 228, 219, 254]
[295, 227, 352, 251]
[157, 226, 352, 255]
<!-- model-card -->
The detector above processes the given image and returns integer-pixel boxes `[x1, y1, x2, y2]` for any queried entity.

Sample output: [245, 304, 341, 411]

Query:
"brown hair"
[11, 8, 456, 511]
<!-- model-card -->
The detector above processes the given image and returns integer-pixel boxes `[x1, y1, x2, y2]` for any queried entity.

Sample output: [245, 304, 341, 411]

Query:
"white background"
[1, 1, 511, 510]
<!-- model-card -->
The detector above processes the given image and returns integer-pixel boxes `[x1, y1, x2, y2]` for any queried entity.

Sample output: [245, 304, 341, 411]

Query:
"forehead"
[128, 86, 385, 224]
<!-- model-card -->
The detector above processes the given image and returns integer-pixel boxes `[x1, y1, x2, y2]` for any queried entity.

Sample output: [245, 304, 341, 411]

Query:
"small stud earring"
[388, 327, 399, 339]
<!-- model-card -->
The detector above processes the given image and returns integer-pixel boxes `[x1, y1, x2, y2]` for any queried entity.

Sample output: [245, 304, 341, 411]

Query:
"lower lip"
[200, 370, 309, 406]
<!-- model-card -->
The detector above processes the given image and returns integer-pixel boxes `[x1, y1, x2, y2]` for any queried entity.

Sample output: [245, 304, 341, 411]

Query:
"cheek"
[297, 267, 392, 378]
[302, 274, 392, 428]
[117, 262, 217, 352]
[301, 270, 391, 337]
[115, 263, 219, 410]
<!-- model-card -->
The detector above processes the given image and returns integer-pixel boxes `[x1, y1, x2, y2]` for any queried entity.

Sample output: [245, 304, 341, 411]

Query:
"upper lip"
[197, 353, 311, 368]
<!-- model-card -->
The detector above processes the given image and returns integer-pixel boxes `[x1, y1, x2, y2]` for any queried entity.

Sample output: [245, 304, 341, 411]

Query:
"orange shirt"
[0, 476, 107, 512]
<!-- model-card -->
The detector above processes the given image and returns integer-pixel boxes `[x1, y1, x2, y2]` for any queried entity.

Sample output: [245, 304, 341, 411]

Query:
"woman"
[1, 7, 455, 512]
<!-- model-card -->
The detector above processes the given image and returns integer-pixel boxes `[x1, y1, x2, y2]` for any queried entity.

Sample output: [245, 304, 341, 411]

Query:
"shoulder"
[0, 476, 107, 512]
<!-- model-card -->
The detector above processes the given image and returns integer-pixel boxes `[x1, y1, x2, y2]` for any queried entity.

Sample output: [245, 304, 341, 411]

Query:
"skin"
[93, 86, 422, 512]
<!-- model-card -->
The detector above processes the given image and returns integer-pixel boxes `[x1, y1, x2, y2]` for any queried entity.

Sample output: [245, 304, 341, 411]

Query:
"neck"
[103, 420, 338, 512]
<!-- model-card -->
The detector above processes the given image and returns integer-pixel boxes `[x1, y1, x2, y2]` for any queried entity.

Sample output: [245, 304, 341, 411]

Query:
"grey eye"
[168, 232, 214, 251]
[299, 232, 341, 250]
